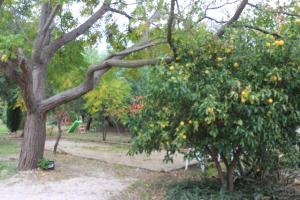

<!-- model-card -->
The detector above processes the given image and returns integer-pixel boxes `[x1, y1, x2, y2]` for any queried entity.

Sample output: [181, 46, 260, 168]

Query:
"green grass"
[0, 138, 19, 156]
[117, 166, 205, 200]
[163, 178, 294, 200]
[0, 137, 19, 180]
[0, 161, 17, 180]
[0, 123, 8, 135]
[46, 125, 132, 144]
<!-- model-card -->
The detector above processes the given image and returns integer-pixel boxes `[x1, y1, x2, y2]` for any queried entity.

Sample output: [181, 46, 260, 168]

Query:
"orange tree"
[128, 19, 300, 191]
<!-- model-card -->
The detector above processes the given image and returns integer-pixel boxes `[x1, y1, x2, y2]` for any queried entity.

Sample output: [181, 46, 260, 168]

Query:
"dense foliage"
[128, 16, 300, 190]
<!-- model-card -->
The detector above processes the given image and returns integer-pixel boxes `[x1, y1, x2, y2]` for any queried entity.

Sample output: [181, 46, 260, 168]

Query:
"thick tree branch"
[42, 4, 60, 33]
[0, 52, 37, 110]
[45, 2, 110, 58]
[0, 60, 22, 83]
[167, 0, 177, 57]
[32, 2, 51, 63]
[19, 60, 37, 110]
[39, 41, 174, 112]
[216, 0, 248, 38]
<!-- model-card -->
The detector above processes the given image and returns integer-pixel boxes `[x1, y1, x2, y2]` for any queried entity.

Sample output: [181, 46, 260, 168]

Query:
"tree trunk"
[102, 123, 107, 141]
[18, 111, 46, 170]
[53, 115, 63, 154]
[222, 149, 241, 192]
[86, 116, 92, 131]
[227, 166, 234, 192]
[206, 145, 224, 185]
[111, 118, 120, 134]
[20, 131, 24, 138]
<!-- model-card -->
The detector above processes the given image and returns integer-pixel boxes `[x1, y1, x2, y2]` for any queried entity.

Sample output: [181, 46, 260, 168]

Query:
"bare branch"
[198, 16, 228, 24]
[105, 56, 174, 68]
[216, 0, 248, 38]
[247, 3, 300, 17]
[107, 40, 165, 59]
[42, 4, 60, 33]
[244, 25, 282, 38]
[45, 2, 110, 58]
[167, 0, 177, 57]
[208, 0, 241, 10]
[107, 6, 132, 19]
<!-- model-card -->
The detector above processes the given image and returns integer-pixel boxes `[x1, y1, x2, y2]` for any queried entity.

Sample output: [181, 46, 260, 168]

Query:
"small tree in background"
[6, 96, 22, 133]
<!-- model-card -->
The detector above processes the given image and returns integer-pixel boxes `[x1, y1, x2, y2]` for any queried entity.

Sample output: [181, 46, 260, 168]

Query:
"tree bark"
[86, 116, 92, 131]
[18, 111, 46, 170]
[227, 165, 234, 192]
[221, 149, 241, 192]
[102, 119, 107, 141]
[206, 145, 224, 185]
[53, 114, 63, 154]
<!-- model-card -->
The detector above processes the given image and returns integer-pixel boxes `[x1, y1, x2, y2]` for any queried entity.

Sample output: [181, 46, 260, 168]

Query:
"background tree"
[0, 0, 173, 170]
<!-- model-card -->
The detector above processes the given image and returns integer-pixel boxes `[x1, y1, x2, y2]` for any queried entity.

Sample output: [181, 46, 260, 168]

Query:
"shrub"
[6, 104, 22, 132]
[37, 158, 55, 170]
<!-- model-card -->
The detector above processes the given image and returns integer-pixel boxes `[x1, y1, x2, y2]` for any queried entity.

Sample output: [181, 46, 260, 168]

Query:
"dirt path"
[0, 171, 129, 200]
[0, 153, 135, 200]
[0, 138, 197, 200]
[45, 139, 197, 172]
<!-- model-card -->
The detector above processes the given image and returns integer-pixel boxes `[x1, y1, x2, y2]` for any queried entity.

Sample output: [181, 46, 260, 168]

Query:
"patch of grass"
[0, 124, 8, 135]
[117, 166, 205, 200]
[46, 127, 131, 144]
[0, 161, 17, 180]
[0, 138, 19, 181]
[0, 138, 19, 156]
[164, 178, 296, 200]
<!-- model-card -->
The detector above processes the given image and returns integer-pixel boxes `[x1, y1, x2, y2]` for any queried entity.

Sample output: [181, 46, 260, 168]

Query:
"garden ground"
[0, 124, 299, 200]
[0, 126, 203, 200]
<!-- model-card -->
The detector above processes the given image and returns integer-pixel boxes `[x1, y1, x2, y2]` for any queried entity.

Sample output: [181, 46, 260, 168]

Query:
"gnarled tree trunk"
[17, 111, 46, 170]
[0, 1, 175, 171]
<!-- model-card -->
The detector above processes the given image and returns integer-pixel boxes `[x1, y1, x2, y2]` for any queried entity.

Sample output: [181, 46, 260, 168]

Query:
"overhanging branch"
[216, 0, 248, 38]
[244, 25, 282, 38]
[39, 41, 174, 112]
[107, 6, 133, 19]
[45, 1, 111, 58]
